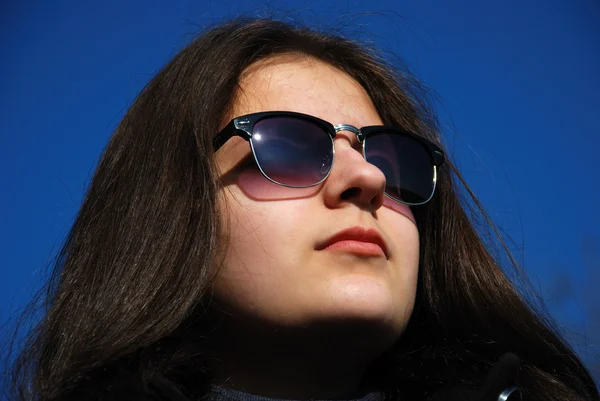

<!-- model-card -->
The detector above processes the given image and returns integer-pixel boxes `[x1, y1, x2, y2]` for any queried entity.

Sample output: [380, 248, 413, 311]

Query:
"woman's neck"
[211, 317, 394, 399]
[212, 348, 364, 399]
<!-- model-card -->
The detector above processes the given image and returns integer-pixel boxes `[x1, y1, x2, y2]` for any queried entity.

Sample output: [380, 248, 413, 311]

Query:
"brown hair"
[6, 18, 599, 401]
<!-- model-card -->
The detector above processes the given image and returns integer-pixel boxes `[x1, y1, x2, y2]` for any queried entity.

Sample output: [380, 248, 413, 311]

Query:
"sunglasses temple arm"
[213, 120, 239, 151]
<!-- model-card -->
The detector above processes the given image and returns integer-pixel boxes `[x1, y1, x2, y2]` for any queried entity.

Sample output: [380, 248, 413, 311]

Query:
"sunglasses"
[213, 111, 445, 206]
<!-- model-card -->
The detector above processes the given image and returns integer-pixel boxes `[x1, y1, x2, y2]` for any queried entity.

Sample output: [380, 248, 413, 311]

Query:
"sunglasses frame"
[213, 111, 445, 206]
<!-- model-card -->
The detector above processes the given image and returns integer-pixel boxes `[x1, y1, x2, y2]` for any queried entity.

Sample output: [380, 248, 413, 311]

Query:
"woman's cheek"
[382, 196, 416, 225]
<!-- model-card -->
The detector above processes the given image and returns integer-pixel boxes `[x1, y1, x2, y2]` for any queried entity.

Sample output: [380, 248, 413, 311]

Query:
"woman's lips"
[321, 240, 385, 257]
[316, 226, 388, 258]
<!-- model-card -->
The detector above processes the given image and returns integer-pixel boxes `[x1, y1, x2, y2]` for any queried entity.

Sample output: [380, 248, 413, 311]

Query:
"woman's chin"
[312, 296, 402, 332]
[297, 277, 411, 339]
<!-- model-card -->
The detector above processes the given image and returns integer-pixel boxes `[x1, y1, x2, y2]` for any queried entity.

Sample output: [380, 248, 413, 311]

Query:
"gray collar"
[206, 385, 385, 401]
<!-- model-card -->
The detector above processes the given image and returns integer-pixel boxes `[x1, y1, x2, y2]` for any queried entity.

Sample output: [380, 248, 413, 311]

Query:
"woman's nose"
[321, 136, 386, 212]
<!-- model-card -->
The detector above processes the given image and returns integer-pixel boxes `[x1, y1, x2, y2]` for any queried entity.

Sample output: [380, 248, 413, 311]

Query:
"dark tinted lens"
[251, 116, 333, 187]
[364, 131, 434, 204]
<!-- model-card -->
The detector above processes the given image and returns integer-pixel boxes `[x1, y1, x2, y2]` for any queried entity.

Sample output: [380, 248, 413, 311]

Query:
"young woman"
[7, 18, 599, 401]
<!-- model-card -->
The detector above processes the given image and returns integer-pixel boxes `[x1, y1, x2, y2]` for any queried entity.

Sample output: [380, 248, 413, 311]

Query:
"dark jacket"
[70, 353, 523, 401]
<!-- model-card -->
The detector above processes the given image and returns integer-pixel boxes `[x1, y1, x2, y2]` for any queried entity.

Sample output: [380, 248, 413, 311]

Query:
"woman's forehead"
[230, 55, 382, 127]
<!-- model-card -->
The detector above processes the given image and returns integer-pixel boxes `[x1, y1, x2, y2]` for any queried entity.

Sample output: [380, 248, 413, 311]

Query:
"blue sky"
[2, 0, 599, 375]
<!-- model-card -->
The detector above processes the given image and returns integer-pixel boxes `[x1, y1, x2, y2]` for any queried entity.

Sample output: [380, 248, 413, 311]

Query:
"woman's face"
[213, 56, 419, 346]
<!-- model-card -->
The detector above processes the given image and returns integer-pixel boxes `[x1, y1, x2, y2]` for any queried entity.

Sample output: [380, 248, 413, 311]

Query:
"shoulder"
[60, 367, 190, 401]
[431, 353, 524, 401]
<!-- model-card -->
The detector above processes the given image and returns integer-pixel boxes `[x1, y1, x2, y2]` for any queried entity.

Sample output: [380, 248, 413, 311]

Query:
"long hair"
[7, 18, 599, 401]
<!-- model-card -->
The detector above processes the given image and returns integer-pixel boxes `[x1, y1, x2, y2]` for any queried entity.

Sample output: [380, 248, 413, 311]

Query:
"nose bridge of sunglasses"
[334, 124, 364, 144]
